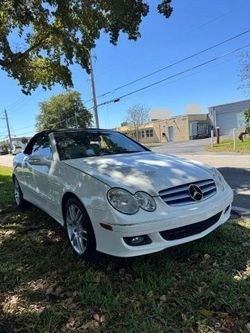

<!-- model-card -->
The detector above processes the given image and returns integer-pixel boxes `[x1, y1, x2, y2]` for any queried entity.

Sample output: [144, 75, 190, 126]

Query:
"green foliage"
[120, 121, 129, 127]
[244, 107, 250, 124]
[36, 91, 92, 131]
[0, 1, 173, 94]
[207, 137, 250, 153]
[0, 166, 13, 208]
[2, 143, 9, 151]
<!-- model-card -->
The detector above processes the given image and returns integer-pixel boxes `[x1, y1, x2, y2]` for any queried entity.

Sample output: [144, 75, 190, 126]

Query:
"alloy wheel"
[66, 203, 88, 255]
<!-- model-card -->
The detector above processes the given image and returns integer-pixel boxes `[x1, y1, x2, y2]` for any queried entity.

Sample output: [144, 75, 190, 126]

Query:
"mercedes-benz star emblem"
[188, 184, 203, 201]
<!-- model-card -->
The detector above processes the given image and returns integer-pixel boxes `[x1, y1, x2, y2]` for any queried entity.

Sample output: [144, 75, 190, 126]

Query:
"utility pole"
[89, 53, 99, 128]
[4, 109, 12, 151]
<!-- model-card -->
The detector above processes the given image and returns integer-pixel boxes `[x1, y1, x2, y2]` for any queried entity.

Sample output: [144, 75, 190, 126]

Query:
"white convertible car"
[13, 129, 233, 258]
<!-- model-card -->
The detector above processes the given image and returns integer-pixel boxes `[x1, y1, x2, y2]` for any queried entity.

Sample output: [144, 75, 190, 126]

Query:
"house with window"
[116, 114, 209, 144]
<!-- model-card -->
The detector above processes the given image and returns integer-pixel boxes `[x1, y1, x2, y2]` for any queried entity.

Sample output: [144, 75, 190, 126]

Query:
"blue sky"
[0, 0, 250, 139]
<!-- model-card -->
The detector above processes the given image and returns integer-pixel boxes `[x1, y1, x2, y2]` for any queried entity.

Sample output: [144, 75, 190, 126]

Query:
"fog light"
[123, 235, 152, 246]
[224, 205, 231, 214]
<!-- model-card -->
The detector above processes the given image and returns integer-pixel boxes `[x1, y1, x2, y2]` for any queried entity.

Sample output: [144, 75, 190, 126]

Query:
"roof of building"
[208, 99, 250, 110]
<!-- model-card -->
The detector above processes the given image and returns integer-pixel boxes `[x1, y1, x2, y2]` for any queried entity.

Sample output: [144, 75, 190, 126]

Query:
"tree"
[36, 91, 92, 130]
[239, 52, 250, 93]
[120, 121, 129, 127]
[0, 1, 173, 95]
[21, 137, 28, 144]
[126, 104, 149, 141]
[244, 106, 250, 125]
[244, 106, 250, 136]
[238, 107, 250, 142]
[2, 143, 9, 153]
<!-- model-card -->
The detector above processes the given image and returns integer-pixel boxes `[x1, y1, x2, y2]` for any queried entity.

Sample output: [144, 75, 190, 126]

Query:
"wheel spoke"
[70, 232, 76, 243]
[75, 209, 83, 225]
[79, 230, 87, 242]
[68, 205, 76, 221]
[75, 234, 83, 251]
[66, 203, 88, 255]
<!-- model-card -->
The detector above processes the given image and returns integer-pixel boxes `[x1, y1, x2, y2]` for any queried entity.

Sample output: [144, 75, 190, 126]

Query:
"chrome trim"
[159, 179, 217, 206]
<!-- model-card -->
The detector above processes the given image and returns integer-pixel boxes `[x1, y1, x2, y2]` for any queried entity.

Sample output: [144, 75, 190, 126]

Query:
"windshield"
[54, 130, 147, 160]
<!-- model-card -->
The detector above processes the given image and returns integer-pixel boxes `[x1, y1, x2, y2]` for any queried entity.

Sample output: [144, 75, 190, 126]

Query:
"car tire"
[13, 177, 28, 209]
[64, 197, 96, 259]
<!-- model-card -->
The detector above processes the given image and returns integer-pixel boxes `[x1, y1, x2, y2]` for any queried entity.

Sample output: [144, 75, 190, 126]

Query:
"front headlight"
[134, 192, 156, 212]
[107, 188, 139, 215]
[211, 168, 225, 191]
[107, 188, 156, 214]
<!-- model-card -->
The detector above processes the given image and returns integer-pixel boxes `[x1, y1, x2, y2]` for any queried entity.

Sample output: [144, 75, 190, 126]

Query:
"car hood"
[63, 152, 214, 196]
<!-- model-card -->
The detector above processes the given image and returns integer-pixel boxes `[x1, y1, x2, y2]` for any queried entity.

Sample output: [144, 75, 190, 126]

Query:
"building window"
[146, 129, 154, 137]
[141, 130, 145, 138]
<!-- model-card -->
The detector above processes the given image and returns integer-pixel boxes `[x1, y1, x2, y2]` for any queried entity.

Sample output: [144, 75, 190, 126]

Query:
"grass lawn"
[206, 137, 250, 153]
[0, 166, 249, 333]
[0, 166, 14, 209]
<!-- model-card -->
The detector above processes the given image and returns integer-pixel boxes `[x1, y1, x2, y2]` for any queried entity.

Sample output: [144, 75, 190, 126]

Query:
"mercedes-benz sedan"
[13, 129, 233, 258]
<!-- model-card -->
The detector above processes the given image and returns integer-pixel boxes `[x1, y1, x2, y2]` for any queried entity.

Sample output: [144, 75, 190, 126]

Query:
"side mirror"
[28, 155, 51, 166]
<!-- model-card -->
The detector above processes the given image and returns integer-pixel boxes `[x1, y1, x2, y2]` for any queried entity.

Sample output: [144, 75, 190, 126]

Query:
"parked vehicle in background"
[0, 146, 8, 155]
[13, 128, 233, 258]
[12, 146, 23, 155]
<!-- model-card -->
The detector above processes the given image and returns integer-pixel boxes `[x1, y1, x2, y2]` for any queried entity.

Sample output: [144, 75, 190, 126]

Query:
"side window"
[31, 135, 53, 160]
[146, 129, 154, 138]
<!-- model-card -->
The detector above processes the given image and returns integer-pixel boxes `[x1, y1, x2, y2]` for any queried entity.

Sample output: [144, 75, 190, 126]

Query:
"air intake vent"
[160, 211, 222, 240]
[159, 179, 216, 206]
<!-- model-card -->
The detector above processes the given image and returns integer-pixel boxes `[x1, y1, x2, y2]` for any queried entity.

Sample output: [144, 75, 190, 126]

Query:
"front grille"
[160, 211, 222, 241]
[159, 179, 216, 206]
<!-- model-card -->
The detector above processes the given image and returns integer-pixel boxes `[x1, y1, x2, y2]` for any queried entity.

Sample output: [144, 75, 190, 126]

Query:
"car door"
[28, 133, 64, 221]
[19, 135, 45, 203]
[27, 134, 55, 210]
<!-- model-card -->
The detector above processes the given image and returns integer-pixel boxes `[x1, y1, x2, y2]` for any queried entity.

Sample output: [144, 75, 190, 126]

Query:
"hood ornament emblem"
[188, 184, 203, 201]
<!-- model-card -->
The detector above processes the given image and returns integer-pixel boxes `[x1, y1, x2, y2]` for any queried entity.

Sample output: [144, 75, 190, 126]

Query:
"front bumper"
[92, 186, 234, 257]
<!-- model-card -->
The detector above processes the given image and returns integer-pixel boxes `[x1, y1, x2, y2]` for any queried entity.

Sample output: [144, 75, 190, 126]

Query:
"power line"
[5, 89, 43, 113]
[110, 55, 235, 104]
[10, 128, 36, 137]
[11, 124, 36, 132]
[95, 43, 250, 108]
[82, 10, 236, 105]
[83, 29, 250, 105]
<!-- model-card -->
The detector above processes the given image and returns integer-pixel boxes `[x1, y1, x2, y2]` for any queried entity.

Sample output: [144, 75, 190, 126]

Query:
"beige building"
[116, 114, 209, 144]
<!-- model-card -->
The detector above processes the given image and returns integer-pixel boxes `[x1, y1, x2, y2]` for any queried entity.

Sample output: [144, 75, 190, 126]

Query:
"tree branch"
[0, 34, 50, 69]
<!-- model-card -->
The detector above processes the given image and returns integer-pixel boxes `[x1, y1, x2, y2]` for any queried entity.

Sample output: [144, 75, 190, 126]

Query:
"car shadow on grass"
[0, 204, 249, 333]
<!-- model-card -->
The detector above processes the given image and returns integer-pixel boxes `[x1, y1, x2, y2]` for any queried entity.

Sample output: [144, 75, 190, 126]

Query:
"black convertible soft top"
[24, 128, 150, 155]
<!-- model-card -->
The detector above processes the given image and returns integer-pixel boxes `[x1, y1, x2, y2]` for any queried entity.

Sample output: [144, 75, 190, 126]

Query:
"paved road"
[0, 154, 13, 168]
[1, 151, 249, 214]
[153, 137, 212, 155]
